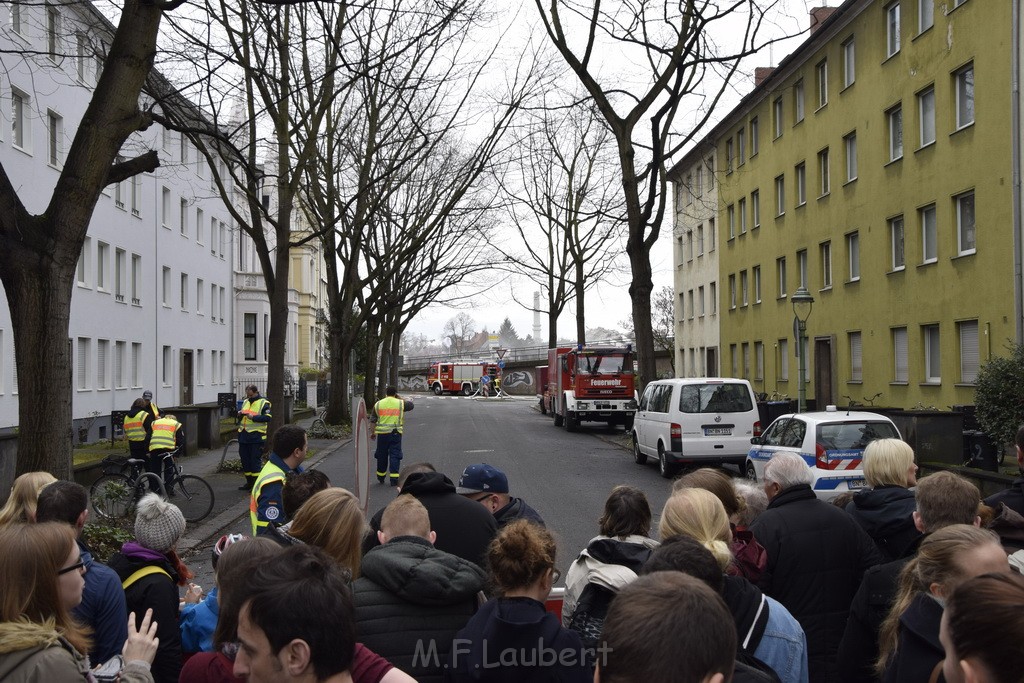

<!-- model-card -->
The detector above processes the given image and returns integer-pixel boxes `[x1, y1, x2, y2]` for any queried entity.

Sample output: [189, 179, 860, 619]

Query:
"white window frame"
[797, 249, 808, 289]
[773, 97, 783, 138]
[180, 273, 188, 310]
[921, 204, 937, 263]
[726, 139, 734, 174]
[12, 89, 29, 151]
[779, 339, 790, 381]
[777, 257, 787, 298]
[956, 191, 976, 255]
[46, 4, 61, 62]
[161, 267, 170, 307]
[794, 79, 805, 123]
[842, 38, 856, 88]
[737, 128, 746, 165]
[889, 105, 903, 161]
[710, 282, 717, 314]
[161, 187, 171, 228]
[97, 339, 109, 390]
[96, 241, 108, 292]
[741, 270, 749, 306]
[729, 274, 737, 309]
[886, 2, 901, 58]
[923, 324, 941, 383]
[918, 87, 935, 147]
[958, 320, 979, 384]
[115, 249, 126, 302]
[890, 216, 905, 270]
[893, 327, 909, 383]
[728, 205, 736, 239]
[697, 225, 704, 255]
[847, 232, 861, 281]
[750, 117, 759, 156]
[47, 110, 63, 167]
[818, 148, 830, 197]
[77, 338, 90, 390]
[821, 241, 832, 289]
[955, 64, 974, 130]
[739, 197, 747, 234]
[775, 175, 785, 216]
[753, 265, 762, 303]
[816, 60, 828, 109]
[795, 163, 806, 206]
[844, 132, 857, 182]
[751, 190, 760, 228]
[180, 198, 189, 236]
[850, 331, 863, 382]
[918, 0, 933, 33]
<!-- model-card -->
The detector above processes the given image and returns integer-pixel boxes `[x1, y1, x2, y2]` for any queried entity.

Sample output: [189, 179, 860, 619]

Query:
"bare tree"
[534, 0, 784, 387]
[443, 313, 478, 357]
[652, 285, 675, 375]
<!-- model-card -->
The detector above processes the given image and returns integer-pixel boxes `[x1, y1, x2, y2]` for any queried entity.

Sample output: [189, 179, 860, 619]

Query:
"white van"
[632, 378, 762, 478]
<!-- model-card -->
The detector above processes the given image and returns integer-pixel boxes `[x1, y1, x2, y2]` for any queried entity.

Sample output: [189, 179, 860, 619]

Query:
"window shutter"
[894, 328, 908, 382]
[960, 321, 979, 383]
[850, 332, 863, 381]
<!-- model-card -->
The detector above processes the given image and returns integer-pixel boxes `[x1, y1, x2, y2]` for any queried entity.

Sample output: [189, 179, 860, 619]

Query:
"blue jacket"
[180, 586, 219, 653]
[758, 595, 810, 683]
[73, 541, 128, 665]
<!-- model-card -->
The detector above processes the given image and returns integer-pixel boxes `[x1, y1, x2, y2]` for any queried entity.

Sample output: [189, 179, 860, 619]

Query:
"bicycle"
[91, 450, 215, 523]
[309, 406, 328, 432]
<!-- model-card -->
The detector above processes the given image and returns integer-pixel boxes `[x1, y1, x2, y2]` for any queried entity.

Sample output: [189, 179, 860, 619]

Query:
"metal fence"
[401, 338, 641, 368]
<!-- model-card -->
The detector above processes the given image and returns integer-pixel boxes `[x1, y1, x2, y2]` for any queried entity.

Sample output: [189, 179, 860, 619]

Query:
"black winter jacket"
[751, 485, 884, 683]
[364, 472, 498, 569]
[353, 536, 485, 683]
[845, 485, 922, 561]
[879, 592, 946, 683]
[984, 477, 1024, 518]
[494, 497, 545, 529]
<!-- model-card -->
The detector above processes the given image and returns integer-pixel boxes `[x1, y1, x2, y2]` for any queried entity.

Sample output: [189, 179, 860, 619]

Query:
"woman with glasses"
[448, 519, 590, 682]
[0, 522, 157, 681]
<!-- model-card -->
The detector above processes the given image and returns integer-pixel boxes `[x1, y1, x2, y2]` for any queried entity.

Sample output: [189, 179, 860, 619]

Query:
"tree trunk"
[265, 187, 293, 439]
[574, 259, 586, 346]
[327, 323, 348, 425]
[626, 233, 656, 389]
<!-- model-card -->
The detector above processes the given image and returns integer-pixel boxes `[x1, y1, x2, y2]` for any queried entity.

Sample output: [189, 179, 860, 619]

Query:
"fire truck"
[546, 345, 637, 432]
[428, 361, 499, 396]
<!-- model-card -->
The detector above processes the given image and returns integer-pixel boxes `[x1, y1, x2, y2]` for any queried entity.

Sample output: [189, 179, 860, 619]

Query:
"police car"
[744, 407, 902, 499]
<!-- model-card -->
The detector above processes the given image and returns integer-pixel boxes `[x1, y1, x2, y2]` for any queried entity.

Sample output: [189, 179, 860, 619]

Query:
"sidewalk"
[175, 416, 351, 556]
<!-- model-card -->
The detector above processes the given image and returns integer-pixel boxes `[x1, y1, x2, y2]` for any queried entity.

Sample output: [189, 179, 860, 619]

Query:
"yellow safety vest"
[239, 397, 271, 436]
[124, 410, 148, 442]
[250, 460, 287, 535]
[374, 396, 404, 435]
[149, 417, 180, 451]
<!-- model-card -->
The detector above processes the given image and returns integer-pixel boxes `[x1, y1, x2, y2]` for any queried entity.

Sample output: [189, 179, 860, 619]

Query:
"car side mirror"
[750, 436, 762, 445]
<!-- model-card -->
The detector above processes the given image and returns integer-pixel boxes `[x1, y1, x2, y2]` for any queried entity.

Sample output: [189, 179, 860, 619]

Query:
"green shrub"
[83, 522, 133, 564]
[974, 342, 1024, 449]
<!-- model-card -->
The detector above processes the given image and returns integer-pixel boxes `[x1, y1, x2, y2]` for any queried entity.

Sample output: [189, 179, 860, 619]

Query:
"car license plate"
[704, 427, 732, 436]
[847, 478, 866, 490]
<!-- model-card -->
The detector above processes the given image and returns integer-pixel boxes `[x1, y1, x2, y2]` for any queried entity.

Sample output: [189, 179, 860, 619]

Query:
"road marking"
[464, 449, 495, 453]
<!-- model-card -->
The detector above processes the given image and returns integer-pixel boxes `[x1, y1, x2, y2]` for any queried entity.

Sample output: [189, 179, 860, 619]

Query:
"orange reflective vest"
[374, 396, 404, 435]
[124, 410, 148, 442]
[149, 417, 180, 451]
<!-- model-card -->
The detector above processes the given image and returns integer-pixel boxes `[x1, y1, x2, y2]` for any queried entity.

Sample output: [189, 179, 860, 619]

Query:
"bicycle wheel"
[310, 418, 326, 433]
[173, 474, 215, 523]
[90, 474, 137, 520]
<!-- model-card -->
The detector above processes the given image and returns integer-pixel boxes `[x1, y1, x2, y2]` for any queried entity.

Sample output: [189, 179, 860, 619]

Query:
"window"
[750, 117, 759, 156]
[162, 346, 172, 386]
[77, 237, 90, 286]
[698, 286, 705, 317]
[753, 265, 762, 303]
[181, 136, 189, 164]
[115, 341, 125, 388]
[197, 278, 204, 314]
[244, 314, 257, 360]
[97, 339, 109, 390]
[888, 106, 903, 161]
[844, 132, 858, 181]
[115, 249, 126, 301]
[794, 80, 805, 123]
[956, 191, 976, 254]
[918, 87, 935, 146]
[697, 225, 704, 255]
[816, 60, 828, 108]
[797, 249, 808, 289]
[196, 208, 204, 243]
[180, 199, 189, 235]
[729, 274, 737, 309]
[197, 350, 204, 385]
[96, 242, 108, 291]
[795, 163, 806, 206]
[219, 286, 226, 323]
[742, 343, 750, 379]
[47, 111, 62, 166]
[821, 241, 832, 289]
[890, 216, 905, 270]
[161, 267, 170, 306]
[921, 204, 937, 262]
[842, 38, 856, 88]
[161, 188, 171, 228]
[10, 0, 23, 34]
[131, 342, 141, 387]
[708, 218, 716, 251]
[773, 97, 783, 138]
[755, 342, 764, 380]
[728, 205, 736, 239]
[686, 231, 693, 262]
[76, 33, 88, 82]
[847, 232, 860, 281]
[850, 331, 863, 382]
[130, 176, 140, 216]
[710, 282, 717, 314]
[688, 290, 694, 320]
[818, 148, 830, 196]
[46, 4, 60, 61]
[779, 339, 790, 381]
[737, 128, 746, 165]
[131, 254, 141, 304]
[730, 345, 738, 378]
[114, 180, 124, 209]
[886, 2, 901, 58]
[726, 139, 734, 173]
[217, 220, 225, 257]
[694, 169, 702, 197]
[180, 273, 188, 310]
[739, 198, 747, 234]
[923, 325, 941, 383]
[775, 175, 785, 216]
[955, 64, 974, 129]
[77, 338, 90, 390]
[741, 270, 749, 306]
[958, 320, 979, 383]
[918, 0, 933, 32]
[12, 90, 28, 150]
[893, 327, 909, 382]
[777, 257, 787, 297]
[751, 190, 760, 228]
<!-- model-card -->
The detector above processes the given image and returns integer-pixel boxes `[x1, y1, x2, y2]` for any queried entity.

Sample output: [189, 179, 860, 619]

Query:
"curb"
[178, 437, 352, 554]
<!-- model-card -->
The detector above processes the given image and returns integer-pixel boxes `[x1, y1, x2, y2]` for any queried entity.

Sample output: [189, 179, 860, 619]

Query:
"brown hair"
[915, 471, 980, 532]
[381, 495, 431, 540]
[0, 522, 91, 653]
[674, 468, 746, 519]
[397, 462, 436, 488]
[282, 470, 331, 518]
[487, 519, 556, 595]
[0, 471, 58, 526]
[599, 571, 736, 683]
[598, 486, 651, 538]
[945, 572, 1024, 683]
[876, 524, 1002, 675]
[288, 488, 365, 578]
[212, 537, 283, 648]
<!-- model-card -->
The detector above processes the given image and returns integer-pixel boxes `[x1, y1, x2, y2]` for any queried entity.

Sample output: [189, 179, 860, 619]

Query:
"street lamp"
[791, 286, 815, 413]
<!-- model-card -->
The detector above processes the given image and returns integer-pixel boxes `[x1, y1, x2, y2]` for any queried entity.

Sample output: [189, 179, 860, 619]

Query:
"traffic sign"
[498, 360, 505, 369]
[481, 375, 491, 384]
[496, 348, 507, 359]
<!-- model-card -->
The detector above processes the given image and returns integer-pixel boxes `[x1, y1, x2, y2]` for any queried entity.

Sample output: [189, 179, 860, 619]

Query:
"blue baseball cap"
[456, 463, 509, 494]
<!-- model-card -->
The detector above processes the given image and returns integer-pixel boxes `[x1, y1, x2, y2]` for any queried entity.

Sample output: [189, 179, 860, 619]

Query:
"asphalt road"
[187, 393, 677, 589]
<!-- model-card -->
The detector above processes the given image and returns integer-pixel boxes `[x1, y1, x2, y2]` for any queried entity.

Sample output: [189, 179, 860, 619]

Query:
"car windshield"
[678, 384, 753, 413]
[577, 355, 625, 374]
[816, 421, 900, 450]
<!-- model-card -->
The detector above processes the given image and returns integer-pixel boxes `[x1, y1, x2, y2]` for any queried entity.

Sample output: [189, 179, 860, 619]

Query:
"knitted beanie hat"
[135, 493, 186, 553]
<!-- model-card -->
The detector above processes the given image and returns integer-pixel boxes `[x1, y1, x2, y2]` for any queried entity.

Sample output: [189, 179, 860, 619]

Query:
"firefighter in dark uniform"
[123, 397, 153, 460]
[237, 384, 272, 491]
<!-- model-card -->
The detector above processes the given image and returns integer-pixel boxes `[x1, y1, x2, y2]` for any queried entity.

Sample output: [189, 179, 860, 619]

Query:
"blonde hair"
[0, 471, 58, 526]
[0, 522, 91, 653]
[659, 489, 733, 571]
[863, 438, 916, 488]
[288, 488, 365, 579]
[381, 495, 431, 540]
[876, 524, 1002, 675]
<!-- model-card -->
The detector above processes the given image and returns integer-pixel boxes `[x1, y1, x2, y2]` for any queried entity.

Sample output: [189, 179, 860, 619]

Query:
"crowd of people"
[2, 430, 1024, 682]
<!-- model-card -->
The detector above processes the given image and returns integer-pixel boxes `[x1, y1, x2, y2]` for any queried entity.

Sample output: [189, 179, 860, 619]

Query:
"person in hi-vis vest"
[148, 414, 183, 493]
[237, 384, 272, 491]
[123, 397, 153, 460]
[371, 386, 413, 486]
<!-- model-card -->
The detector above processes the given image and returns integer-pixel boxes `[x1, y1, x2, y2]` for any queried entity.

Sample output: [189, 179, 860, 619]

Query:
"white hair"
[763, 452, 814, 489]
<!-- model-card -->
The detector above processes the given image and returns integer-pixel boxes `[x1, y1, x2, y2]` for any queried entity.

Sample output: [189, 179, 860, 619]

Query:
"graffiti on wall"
[400, 375, 428, 391]
[502, 370, 533, 389]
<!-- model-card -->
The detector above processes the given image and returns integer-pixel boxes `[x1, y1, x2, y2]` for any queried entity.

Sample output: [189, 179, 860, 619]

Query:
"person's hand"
[183, 583, 202, 604]
[370, 432, 377, 441]
[122, 609, 159, 665]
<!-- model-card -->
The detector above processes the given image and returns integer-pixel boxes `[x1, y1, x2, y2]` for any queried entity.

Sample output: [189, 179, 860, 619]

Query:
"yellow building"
[289, 208, 330, 371]
[675, 0, 1017, 410]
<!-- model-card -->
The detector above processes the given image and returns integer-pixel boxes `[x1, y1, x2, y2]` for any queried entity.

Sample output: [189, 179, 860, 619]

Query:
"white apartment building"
[0, 0, 234, 436]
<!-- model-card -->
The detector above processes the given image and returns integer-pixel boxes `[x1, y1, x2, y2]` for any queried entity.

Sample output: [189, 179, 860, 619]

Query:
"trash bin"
[963, 430, 1000, 472]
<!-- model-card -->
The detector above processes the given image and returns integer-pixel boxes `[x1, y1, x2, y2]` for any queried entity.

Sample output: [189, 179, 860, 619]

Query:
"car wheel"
[553, 405, 564, 427]
[745, 461, 758, 482]
[565, 408, 579, 432]
[633, 434, 647, 465]
[539, 398, 547, 415]
[432, 384, 443, 396]
[461, 384, 473, 396]
[658, 444, 675, 479]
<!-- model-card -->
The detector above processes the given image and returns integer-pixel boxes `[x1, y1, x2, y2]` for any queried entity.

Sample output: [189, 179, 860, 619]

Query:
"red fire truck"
[428, 361, 499, 396]
[546, 345, 637, 432]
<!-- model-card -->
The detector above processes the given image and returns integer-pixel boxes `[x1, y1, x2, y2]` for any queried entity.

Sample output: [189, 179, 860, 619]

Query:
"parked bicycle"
[309, 406, 329, 432]
[91, 449, 215, 523]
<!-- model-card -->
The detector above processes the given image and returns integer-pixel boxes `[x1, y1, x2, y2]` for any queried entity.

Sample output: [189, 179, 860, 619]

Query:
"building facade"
[673, 0, 1016, 410]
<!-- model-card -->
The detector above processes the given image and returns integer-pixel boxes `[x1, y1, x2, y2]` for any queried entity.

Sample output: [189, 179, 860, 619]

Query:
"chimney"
[754, 67, 776, 87]
[810, 6, 838, 33]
